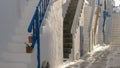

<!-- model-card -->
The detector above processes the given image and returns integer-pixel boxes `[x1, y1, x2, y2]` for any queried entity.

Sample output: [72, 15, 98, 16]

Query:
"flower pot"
[28, 36, 33, 43]
[26, 45, 33, 53]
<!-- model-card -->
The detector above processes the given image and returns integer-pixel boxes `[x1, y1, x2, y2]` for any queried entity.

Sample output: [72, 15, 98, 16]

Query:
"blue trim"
[102, 10, 108, 33]
[28, 10, 38, 33]
[27, 0, 50, 68]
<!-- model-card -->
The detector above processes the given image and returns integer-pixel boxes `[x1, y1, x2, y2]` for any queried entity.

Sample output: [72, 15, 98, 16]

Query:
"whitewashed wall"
[73, 27, 80, 60]
[29, 0, 63, 68]
[41, 1, 63, 68]
[71, 0, 84, 60]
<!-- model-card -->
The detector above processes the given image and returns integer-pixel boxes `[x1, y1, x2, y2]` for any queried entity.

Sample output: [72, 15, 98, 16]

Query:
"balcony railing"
[27, 0, 50, 68]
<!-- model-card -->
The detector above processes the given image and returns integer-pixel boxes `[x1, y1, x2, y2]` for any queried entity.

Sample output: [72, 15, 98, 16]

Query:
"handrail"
[27, 0, 50, 68]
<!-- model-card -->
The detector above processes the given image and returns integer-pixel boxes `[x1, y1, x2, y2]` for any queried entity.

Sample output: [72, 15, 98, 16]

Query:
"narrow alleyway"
[65, 46, 120, 68]
[65, 1, 120, 68]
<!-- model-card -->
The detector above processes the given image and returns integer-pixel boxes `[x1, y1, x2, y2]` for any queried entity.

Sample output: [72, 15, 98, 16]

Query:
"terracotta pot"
[26, 45, 33, 53]
[28, 36, 33, 43]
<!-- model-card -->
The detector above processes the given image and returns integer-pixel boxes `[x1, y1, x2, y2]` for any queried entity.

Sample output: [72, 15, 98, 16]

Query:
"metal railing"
[27, 0, 50, 68]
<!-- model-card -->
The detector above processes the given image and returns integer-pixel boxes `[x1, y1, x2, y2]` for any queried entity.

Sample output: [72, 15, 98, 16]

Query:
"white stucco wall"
[41, 1, 63, 68]
[73, 27, 80, 60]
[71, 0, 84, 59]
[28, 0, 63, 68]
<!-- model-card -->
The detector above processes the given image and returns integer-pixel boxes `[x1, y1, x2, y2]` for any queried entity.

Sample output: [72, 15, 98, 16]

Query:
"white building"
[0, 0, 118, 68]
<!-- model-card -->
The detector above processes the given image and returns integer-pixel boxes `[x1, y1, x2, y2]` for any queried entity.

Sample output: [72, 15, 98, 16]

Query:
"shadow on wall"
[41, 60, 50, 68]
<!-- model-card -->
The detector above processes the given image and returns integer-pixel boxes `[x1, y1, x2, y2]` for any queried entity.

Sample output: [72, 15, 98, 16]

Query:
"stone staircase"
[0, 0, 38, 68]
[63, 0, 78, 59]
[111, 13, 120, 46]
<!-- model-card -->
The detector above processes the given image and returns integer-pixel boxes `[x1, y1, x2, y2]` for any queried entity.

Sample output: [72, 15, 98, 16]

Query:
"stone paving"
[66, 45, 110, 68]
[80, 46, 110, 68]
[66, 46, 120, 68]
[106, 46, 120, 68]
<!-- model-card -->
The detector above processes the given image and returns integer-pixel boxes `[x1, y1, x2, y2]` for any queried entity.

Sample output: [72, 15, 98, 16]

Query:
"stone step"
[63, 0, 79, 59]
[64, 43, 72, 48]
[111, 42, 120, 45]
[14, 28, 28, 36]
[112, 35, 120, 37]
[112, 29, 120, 31]
[63, 48, 71, 53]
[0, 62, 28, 68]
[1, 52, 31, 63]
[63, 29, 71, 33]
[11, 35, 28, 43]
[112, 25, 120, 28]
[112, 39, 120, 41]
[111, 39, 120, 42]
[63, 53, 69, 58]
[112, 32, 120, 34]
[63, 33, 72, 38]
[112, 30, 120, 32]
[64, 38, 72, 43]
[112, 33, 120, 35]
[7, 43, 26, 53]
[112, 34, 120, 36]
[112, 36, 120, 38]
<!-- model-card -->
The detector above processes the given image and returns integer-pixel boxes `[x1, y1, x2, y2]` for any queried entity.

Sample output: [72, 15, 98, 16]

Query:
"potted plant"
[25, 42, 33, 53]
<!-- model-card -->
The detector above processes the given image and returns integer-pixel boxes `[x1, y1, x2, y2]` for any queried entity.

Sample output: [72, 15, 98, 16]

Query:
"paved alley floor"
[65, 45, 120, 68]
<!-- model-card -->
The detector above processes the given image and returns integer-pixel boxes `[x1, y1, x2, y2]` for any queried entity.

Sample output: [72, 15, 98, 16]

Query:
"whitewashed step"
[112, 25, 120, 28]
[11, 35, 28, 43]
[112, 37, 120, 39]
[18, 21, 29, 27]
[0, 62, 28, 68]
[112, 35, 119, 37]
[112, 33, 120, 35]
[112, 29, 120, 31]
[112, 31, 120, 33]
[111, 43, 120, 45]
[1, 52, 31, 63]
[15, 28, 28, 35]
[111, 39, 120, 42]
[7, 43, 26, 53]
[112, 35, 120, 37]
[112, 32, 120, 34]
